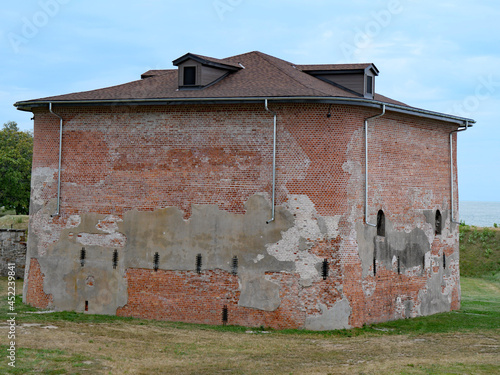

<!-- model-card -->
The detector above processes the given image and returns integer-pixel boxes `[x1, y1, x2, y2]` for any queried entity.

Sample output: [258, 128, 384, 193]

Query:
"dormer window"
[367, 76, 373, 95]
[298, 63, 379, 99]
[173, 53, 242, 90]
[183, 66, 196, 86]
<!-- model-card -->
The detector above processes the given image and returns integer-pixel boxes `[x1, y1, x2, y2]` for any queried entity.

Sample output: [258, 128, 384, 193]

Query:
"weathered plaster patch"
[265, 195, 339, 279]
[121, 194, 294, 273]
[31, 194, 297, 316]
[96, 215, 123, 234]
[28, 204, 62, 257]
[357, 219, 431, 278]
[30, 167, 56, 209]
[253, 254, 265, 263]
[394, 295, 413, 319]
[238, 274, 281, 311]
[362, 278, 377, 297]
[66, 215, 81, 228]
[304, 298, 352, 331]
[76, 232, 126, 248]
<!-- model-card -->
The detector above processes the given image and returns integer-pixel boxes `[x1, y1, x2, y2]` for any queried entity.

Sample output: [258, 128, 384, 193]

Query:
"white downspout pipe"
[449, 122, 469, 224]
[265, 99, 277, 224]
[364, 104, 386, 226]
[49, 103, 63, 217]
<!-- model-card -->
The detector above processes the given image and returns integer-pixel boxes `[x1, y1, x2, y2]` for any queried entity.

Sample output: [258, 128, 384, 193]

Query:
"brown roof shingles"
[21, 51, 403, 106]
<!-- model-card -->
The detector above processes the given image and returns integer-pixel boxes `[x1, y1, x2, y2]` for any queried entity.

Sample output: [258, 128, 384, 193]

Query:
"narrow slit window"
[435, 210, 442, 235]
[231, 256, 238, 276]
[112, 249, 118, 269]
[184, 66, 196, 85]
[397, 256, 401, 274]
[222, 305, 228, 325]
[153, 252, 159, 272]
[80, 247, 86, 267]
[196, 254, 202, 274]
[443, 253, 446, 269]
[373, 256, 377, 276]
[377, 210, 385, 237]
[85, 301, 89, 312]
[322, 259, 329, 280]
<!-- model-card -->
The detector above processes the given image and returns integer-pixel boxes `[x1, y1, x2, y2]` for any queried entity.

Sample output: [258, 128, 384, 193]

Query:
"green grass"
[0, 222, 498, 374]
[0, 207, 16, 217]
[0, 214, 29, 230]
[1, 277, 499, 338]
[399, 363, 500, 375]
[459, 224, 500, 278]
[0, 346, 107, 375]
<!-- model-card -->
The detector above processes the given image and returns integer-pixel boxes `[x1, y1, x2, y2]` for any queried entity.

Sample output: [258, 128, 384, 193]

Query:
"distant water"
[459, 201, 500, 227]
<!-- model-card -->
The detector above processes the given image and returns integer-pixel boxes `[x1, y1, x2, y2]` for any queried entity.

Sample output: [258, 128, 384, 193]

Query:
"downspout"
[49, 103, 63, 217]
[364, 104, 386, 226]
[449, 121, 469, 224]
[265, 99, 277, 224]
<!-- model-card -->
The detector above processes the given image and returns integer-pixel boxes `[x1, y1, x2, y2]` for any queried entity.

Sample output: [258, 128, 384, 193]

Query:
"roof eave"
[14, 96, 475, 126]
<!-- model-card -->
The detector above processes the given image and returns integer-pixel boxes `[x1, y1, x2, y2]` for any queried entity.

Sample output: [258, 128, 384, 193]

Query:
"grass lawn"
[0, 215, 29, 230]
[0, 276, 498, 375]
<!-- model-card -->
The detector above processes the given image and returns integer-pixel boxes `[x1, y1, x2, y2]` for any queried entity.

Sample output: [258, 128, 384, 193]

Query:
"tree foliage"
[0, 121, 33, 214]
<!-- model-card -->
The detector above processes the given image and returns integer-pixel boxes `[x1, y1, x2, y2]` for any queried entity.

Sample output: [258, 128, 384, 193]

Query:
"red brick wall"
[117, 269, 306, 329]
[28, 102, 460, 328]
[32, 103, 456, 220]
[25, 258, 53, 309]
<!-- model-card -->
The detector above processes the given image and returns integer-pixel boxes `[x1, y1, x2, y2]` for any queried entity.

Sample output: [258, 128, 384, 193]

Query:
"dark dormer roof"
[172, 53, 242, 71]
[297, 63, 379, 75]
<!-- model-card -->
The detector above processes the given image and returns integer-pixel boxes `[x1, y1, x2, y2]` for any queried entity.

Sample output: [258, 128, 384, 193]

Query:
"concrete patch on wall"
[28, 203, 62, 257]
[265, 194, 341, 280]
[96, 215, 123, 234]
[30, 167, 56, 210]
[121, 193, 295, 273]
[34, 212, 128, 314]
[304, 298, 352, 331]
[417, 276, 452, 316]
[394, 295, 413, 319]
[356, 219, 431, 279]
[238, 273, 281, 311]
[361, 278, 377, 297]
[30, 194, 300, 315]
[75, 232, 126, 248]
[414, 250, 459, 317]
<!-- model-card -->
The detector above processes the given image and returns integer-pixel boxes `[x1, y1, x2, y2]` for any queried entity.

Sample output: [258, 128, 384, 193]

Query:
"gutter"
[264, 99, 277, 224]
[15, 96, 474, 126]
[449, 122, 470, 224]
[48, 103, 63, 217]
[364, 104, 386, 227]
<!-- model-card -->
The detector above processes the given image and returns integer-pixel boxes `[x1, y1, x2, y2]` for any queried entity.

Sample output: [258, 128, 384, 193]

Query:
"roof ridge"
[254, 52, 339, 97]
[189, 53, 241, 68]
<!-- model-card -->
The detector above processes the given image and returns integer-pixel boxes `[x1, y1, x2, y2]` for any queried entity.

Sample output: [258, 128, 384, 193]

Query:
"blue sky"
[1, 0, 499, 202]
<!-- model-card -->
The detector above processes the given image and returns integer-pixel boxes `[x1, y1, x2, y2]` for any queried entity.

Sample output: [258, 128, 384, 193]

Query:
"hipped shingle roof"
[20, 51, 405, 106]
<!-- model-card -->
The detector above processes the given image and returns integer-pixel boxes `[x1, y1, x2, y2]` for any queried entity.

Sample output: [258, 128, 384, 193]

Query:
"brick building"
[15, 51, 474, 330]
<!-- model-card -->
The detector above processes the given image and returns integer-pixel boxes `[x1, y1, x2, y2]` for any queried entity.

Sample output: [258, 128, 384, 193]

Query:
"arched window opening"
[435, 210, 442, 235]
[377, 210, 385, 237]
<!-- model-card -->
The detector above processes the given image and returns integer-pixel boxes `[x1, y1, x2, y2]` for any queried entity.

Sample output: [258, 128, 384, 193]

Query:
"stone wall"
[0, 229, 27, 278]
